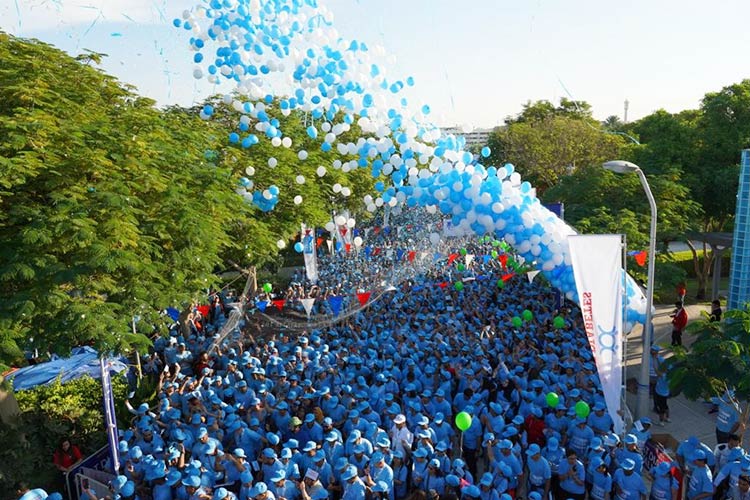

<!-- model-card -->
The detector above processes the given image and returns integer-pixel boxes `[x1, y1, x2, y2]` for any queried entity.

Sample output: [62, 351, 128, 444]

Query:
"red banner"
[356, 292, 372, 307]
[272, 300, 285, 311]
[408, 251, 416, 262]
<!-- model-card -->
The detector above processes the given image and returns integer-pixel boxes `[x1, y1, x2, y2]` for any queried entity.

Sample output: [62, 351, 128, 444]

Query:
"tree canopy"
[0, 33, 372, 367]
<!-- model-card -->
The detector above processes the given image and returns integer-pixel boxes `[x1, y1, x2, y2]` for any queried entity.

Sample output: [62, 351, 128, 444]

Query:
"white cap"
[394, 414, 406, 424]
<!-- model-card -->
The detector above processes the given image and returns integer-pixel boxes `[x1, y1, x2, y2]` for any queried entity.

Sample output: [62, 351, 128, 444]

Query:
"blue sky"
[3, 0, 750, 128]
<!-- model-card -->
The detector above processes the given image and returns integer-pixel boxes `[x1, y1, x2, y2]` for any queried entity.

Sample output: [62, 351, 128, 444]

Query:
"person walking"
[670, 302, 688, 347]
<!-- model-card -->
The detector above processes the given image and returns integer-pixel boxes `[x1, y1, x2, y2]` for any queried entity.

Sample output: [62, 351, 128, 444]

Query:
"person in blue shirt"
[558, 449, 586, 500]
[650, 461, 679, 500]
[613, 459, 647, 500]
[687, 450, 714, 500]
[653, 359, 671, 425]
[616, 435, 644, 474]
[341, 465, 366, 500]
[588, 402, 613, 436]
[715, 392, 741, 445]
[567, 418, 594, 458]
[589, 457, 613, 500]
[524, 443, 552, 500]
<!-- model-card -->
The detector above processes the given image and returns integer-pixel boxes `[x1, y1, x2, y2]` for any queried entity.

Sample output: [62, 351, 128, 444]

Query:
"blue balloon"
[294, 242, 304, 253]
[481, 146, 491, 158]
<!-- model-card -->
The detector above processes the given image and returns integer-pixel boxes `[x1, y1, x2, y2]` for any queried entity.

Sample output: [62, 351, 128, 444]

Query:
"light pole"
[603, 160, 656, 420]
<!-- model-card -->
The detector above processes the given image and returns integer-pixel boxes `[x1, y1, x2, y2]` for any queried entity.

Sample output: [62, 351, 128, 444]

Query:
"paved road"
[624, 303, 750, 453]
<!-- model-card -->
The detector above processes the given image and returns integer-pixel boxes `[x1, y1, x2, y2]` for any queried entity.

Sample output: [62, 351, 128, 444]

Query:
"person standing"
[14, 482, 48, 500]
[709, 300, 722, 323]
[670, 302, 688, 347]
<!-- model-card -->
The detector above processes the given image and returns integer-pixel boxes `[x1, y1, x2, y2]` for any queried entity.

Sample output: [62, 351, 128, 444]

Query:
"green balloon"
[575, 400, 591, 418]
[522, 309, 533, 322]
[546, 392, 560, 408]
[460, 248, 467, 256]
[455, 411, 472, 431]
[511, 316, 522, 328]
[454, 281, 464, 291]
[553, 316, 565, 329]
[497, 279, 505, 289]
[262, 283, 273, 293]
[491, 250, 498, 258]
[492, 240, 501, 247]
[457, 263, 465, 271]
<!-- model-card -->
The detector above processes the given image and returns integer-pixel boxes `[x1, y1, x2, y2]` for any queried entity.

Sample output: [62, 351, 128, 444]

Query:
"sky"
[3, 0, 750, 128]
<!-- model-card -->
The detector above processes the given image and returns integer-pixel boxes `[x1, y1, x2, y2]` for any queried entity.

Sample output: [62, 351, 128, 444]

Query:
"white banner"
[300, 298, 315, 318]
[568, 234, 624, 434]
[301, 224, 318, 283]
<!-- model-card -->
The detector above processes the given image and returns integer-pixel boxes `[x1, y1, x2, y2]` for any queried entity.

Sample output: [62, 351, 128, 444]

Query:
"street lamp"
[603, 160, 656, 420]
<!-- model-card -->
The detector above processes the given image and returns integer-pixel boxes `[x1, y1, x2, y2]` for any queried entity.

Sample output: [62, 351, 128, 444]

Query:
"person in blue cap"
[616, 434, 643, 474]
[715, 390, 741, 445]
[713, 445, 748, 497]
[588, 402, 613, 436]
[613, 458, 647, 500]
[423, 458, 446, 495]
[267, 469, 299, 500]
[558, 449, 586, 500]
[649, 461, 678, 500]
[461, 405, 483, 477]
[341, 465, 366, 500]
[566, 417, 594, 459]
[543, 436, 565, 499]
[365, 451, 394, 499]
[478, 472, 501, 500]
[588, 456, 613, 500]
[488, 440, 520, 495]
[687, 450, 714, 500]
[714, 434, 743, 471]
[677, 437, 716, 472]
[524, 443, 552, 499]
[391, 450, 408, 499]
[13, 482, 48, 500]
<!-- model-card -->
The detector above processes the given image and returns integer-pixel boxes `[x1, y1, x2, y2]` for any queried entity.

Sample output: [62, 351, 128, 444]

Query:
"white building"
[440, 126, 494, 148]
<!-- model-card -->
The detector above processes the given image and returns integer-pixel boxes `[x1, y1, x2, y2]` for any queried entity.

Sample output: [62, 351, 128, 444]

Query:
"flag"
[408, 251, 416, 262]
[301, 223, 318, 283]
[300, 298, 315, 318]
[465, 254, 474, 267]
[328, 296, 343, 316]
[499, 254, 508, 268]
[527, 270, 540, 283]
[634, 250, 647, 267]
[272, 299, 285, 311]
[257, 301, 268, 312]
[356, 292, 371, 307]
[568, 234, 624, 434]
[447, 254, 458, 265]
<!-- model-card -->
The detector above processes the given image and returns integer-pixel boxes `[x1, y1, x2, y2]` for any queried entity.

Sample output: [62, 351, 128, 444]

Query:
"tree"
[667, 308, 750, 436]
[0, 33, 375, 367]
[602, 115, 624, 132]
[487, 109, 626, 195]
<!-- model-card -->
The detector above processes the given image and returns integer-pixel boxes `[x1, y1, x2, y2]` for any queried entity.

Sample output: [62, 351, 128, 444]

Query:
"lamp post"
[603, 160, 656, 420]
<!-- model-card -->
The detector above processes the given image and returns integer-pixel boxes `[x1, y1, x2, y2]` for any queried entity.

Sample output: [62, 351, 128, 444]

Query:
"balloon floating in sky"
[176, 0, 647, 328]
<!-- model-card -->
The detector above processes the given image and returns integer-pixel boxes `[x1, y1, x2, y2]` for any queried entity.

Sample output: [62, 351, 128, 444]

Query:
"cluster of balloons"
[176, 0, 647, 329]
[545, 392, 592, 418]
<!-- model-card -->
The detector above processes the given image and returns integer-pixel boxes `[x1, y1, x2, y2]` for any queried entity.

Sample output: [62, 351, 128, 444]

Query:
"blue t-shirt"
[559, 459, 586, 495]
[590, 471, 613, 500]
[687, 466, 714, 500]
[613, 470, 647, 500]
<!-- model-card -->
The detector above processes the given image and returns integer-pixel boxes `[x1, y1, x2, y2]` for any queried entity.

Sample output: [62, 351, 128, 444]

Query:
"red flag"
[437, 282, 448, 289]
[316, 237, 324, 248]
[356, 292, 372, 307]
[501, 273, 515, 282]
[272, 299, 285, 311]
[447, 253, 459, 265]
[373, 247, 382, 256]
[197, 305, 209, 317]
[373, 226, 380, 234]
[499, 254, 508, 268]
[339, 227, 348, 237]
[408, 251, 416, 262]
[634, 250, 647, 267]
[345, 243, 351, 253]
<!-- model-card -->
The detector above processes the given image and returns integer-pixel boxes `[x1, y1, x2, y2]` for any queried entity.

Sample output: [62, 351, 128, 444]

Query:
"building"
[440, 126, 494, 148]
[728, 149, 750, 309]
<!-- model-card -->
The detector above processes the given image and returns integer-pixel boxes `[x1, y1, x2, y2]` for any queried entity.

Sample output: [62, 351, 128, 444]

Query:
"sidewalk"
[624, 303, 750, 453]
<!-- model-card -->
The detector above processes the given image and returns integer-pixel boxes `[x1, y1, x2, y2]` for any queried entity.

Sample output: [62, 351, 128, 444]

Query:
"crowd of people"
[18, 232, 748, 500]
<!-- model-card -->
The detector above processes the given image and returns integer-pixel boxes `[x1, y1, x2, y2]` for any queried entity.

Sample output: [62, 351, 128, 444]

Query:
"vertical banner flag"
[100, 358, 120, 473]
[568, 234, 624, 434]
[334, 211, 353, 253]
[301, 224, 318, 283]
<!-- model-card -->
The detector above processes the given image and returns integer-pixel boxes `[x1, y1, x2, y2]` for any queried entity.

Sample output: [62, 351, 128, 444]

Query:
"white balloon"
[341, 187, 351, 197]
[335, 215, 346, 226]
[353, 236, 363, 247]
[316, 166, 327, 177]
[295, 175, 306, 184]
[324, 221, 335, 232]
[293, 195, 303, 205]
[268, 157, 278, 168]
[346, 218, 356, 228]
[263, 189, 272, 200]
[276, 239, 286, 249]
[271, 137, 282, 147]
[282, 137, 292, 148]
[298, 150, 308, 160]
[245, 166, 255, 176]
[429, 232, 440, 245]
[333, 183, 342, 193]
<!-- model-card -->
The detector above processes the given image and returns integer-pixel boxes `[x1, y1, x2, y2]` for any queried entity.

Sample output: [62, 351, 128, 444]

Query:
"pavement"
[623, 302, 750, 454]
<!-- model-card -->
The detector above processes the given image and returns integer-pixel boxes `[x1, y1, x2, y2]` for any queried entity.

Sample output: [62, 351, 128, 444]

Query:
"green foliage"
[0, 33, 374, 365]
[0, 375, 128, 496]
[667, 308, 750, 401]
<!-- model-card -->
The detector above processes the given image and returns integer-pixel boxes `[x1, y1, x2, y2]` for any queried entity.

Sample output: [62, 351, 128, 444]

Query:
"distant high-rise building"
[728, 149, 750, 309]
[441, 126, 494, 148]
